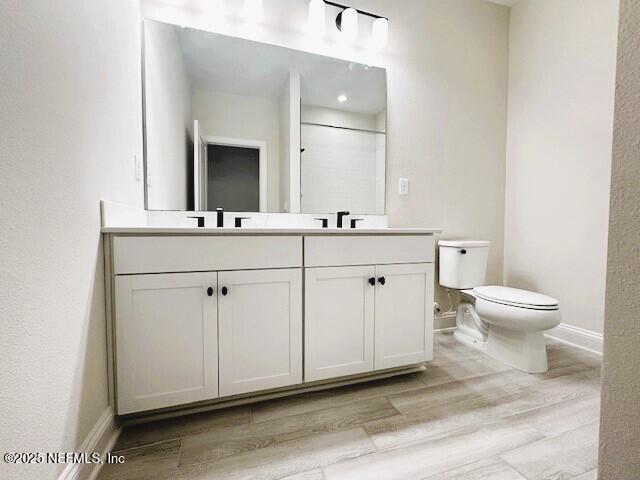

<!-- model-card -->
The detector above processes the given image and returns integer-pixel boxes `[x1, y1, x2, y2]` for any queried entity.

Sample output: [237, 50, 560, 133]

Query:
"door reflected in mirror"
[143, 19, 386, 214]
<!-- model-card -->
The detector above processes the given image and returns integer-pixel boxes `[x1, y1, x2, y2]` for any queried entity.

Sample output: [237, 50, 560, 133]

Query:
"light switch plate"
[399, 177, 409, 196]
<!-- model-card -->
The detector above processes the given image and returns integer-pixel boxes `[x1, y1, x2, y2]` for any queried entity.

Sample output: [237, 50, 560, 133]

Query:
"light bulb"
[371, 17, 388, 50]
[340, 8, 358, 43]
[337, 94, 348, 103]
[243, 0, 263, 23]
[308, 0, 325, 36]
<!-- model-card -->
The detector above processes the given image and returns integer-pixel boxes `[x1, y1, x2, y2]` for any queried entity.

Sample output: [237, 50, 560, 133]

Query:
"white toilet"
[439, 240, 561, 373]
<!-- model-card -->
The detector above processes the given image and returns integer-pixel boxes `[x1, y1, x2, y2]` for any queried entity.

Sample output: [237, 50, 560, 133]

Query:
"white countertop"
[101, 226, 441, 235]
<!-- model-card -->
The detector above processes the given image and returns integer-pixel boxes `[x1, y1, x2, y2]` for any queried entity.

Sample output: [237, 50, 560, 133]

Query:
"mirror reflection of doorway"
[193, 124, 268, 212]
[207, 144, 259, 211]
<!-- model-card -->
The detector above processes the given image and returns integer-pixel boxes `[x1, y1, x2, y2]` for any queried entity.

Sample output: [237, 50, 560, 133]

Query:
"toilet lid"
[473, 286, 559, 310]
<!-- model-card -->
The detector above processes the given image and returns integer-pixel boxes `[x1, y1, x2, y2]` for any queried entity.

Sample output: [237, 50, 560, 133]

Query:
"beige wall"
[368, 0, 509, 307]
[599, 0, 640, 476]
[142, 0, 510, 307]
[504, 0, 619, 335]
[0, 1, 143, 479]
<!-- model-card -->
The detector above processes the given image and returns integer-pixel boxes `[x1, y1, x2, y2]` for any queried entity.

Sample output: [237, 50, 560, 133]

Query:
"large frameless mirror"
[143, 19, 386, 214]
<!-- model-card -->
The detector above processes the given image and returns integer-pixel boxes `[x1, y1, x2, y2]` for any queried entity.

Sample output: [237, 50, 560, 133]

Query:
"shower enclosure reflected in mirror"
[143, 19, 386, 214]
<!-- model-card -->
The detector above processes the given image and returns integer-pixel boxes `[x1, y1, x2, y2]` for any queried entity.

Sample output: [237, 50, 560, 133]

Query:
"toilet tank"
[438, 240, 490, 289]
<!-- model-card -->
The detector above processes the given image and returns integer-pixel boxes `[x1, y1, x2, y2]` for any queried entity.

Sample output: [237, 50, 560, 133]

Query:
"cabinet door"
[218, 268, 302, 396]
[305, 266, 376, 382]
[374, 263, 434, 370]
[115, 272, 219, 414]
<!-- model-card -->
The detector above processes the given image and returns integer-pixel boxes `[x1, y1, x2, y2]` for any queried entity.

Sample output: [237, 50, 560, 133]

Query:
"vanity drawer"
[304, 235, 434, 267]
[112, 236, 302, 274]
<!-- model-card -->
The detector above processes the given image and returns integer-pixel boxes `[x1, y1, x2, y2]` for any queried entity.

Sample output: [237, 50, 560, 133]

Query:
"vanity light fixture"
[370, 17, 389, 50]
[325, 1, 388, 48]
[336, 7, 358, 42]
[337, 94, 348, 103]
[308, 0, 326, 36]
[243, 0, 264, 23]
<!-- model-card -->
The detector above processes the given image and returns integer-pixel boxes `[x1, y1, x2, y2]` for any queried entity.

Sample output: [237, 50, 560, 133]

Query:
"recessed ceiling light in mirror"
[337, 94, 348, 102]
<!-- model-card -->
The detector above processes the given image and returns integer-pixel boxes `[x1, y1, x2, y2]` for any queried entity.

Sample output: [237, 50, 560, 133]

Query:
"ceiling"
[175, 25, 386, 115]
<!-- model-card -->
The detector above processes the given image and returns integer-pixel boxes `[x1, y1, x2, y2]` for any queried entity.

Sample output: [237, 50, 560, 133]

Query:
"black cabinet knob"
[460, 249, 467, 254]
[368, 277, 376, 286]
[378, 276, 386, 285]
[207, 287, 214, 296]
[221, 286, 228, 296]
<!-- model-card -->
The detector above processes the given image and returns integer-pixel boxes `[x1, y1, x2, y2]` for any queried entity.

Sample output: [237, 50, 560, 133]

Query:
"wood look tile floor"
[99, 333, 601, 480]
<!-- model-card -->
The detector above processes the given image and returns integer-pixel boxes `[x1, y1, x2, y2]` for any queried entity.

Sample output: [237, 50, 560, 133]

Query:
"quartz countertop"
[101, 226, 441, 235]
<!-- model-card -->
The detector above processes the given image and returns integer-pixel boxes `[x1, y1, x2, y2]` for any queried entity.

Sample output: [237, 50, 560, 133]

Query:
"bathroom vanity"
[103, 226, 438, 415]
[101, 18, 442, 417]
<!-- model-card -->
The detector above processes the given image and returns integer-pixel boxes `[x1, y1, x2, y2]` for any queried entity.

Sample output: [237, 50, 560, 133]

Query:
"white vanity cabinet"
[374, 263, 434, 370]
[105, 231, 436, 415]
[114, 272, 219, 414]
[218, 268, 302, 396]
[305, 266, 376, 381]
[109, 235, 303, 414]
[304, 235, 435, 381]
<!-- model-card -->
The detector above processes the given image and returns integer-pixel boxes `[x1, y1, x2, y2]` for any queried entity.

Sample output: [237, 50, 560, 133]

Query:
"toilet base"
[486, 327, 549, 373]
[454, 301, 487, 350]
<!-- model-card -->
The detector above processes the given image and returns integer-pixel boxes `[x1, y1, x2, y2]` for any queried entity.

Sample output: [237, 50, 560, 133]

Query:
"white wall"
[0, 1, 143, 479]
[279, 77, 292, 211]
[301, 124, 382, 213]
[301, 105, 380, 131]
[504, 0, 619, 335]
[278, 72, 301, 212]
[288, 72, 302, 213]
[599, 0, 640, 475]
[145, 20, 193, 210]
[192, 89, 280, 211]
[300, 105, 386, 214]
[142, 0, 511, 307]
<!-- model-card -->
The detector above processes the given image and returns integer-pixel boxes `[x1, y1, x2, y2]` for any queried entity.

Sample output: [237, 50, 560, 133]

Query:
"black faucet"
[314, 218, 329, 228]
[336, 211, 350, 228]
[187, 215, 205, 227]
[216, 207, 224, 227]
[234, 216, 250, 228]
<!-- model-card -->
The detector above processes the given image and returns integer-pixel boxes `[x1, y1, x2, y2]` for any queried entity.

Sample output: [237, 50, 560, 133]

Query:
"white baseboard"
[58, 407, 121, 480]
[546, 323, 603, 356]
[434, 311, 456, 331]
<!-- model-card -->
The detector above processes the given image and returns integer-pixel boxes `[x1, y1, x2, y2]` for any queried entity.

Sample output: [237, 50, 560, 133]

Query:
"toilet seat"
[473, 285, 559, 311]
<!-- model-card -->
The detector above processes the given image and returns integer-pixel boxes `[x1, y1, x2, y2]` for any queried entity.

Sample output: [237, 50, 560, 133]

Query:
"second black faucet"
[336, 211, 350, 228]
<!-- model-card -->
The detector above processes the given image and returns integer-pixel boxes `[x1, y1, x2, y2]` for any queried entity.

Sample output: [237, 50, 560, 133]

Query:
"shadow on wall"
[62, 235, 110, 459]
[185, 128, 194, 210]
